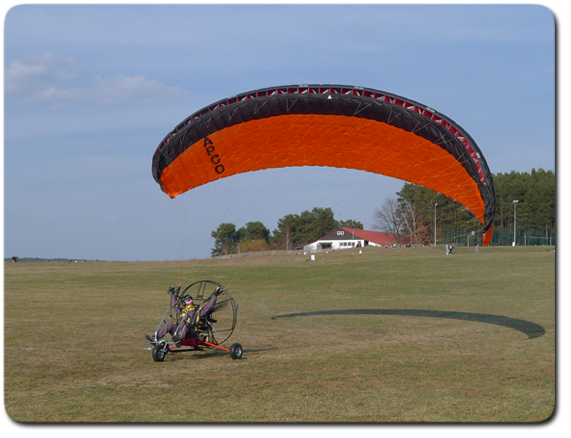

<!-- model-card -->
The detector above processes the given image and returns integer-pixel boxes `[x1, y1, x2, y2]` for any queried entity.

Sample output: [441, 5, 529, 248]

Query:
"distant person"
[475, 244, 480, 254]
[146, 286, 222, 347]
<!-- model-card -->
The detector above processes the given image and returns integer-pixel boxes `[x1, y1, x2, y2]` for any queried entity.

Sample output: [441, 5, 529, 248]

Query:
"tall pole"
[513, 200, 518, 246]
[434, 203, 438, 247]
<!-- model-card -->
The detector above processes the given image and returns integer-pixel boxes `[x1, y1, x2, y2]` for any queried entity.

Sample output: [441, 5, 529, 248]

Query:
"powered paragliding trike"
[145, 280, 242, 361]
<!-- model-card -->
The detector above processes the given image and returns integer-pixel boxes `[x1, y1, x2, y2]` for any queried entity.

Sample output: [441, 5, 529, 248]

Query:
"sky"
[2, 2, 559, 262]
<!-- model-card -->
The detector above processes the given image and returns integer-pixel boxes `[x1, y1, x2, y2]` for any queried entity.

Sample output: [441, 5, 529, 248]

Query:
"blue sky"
[3, 3, 558, 261]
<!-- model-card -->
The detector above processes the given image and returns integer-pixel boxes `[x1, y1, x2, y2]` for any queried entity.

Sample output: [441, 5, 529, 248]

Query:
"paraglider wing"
[152, 85, 495, 245]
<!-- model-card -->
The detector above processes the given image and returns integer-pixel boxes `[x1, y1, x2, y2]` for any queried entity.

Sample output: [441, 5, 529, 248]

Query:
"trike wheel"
[152, 342, 168, 362]
[230, 343, 243, 360]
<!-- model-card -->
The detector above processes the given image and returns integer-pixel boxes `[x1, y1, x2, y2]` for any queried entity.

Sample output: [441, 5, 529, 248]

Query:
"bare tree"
[399, 199, 423, 244]
[372, 197, 404, 244]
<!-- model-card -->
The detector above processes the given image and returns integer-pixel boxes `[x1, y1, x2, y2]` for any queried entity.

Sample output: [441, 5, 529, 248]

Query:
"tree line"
[211, 168, 555, 255]
[372, 168, 555, 246]
[210, 207, 363, 256]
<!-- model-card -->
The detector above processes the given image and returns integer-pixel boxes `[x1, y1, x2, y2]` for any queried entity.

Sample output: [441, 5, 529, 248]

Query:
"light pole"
[434, 203, 438, 247]
[513, 200, 518, 246]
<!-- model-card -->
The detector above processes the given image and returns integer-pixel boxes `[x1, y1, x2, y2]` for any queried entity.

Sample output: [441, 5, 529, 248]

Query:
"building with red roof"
[304, 227, 404, 252]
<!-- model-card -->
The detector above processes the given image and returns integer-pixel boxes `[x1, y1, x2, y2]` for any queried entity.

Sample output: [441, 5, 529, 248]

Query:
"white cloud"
[5, 51, 186, 107]
[5, 51, 79, 94]
[36, 86, 88, 104]
[89, 75, 186, 106]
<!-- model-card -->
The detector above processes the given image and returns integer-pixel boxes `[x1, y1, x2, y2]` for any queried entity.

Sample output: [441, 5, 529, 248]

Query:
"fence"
[490, 227, 555, 247]
[440, 226, 555, 247]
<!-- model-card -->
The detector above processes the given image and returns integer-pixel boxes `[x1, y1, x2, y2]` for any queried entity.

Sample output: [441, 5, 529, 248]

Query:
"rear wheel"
[152, 342, 168, 362]
[230, 343, 243, 360]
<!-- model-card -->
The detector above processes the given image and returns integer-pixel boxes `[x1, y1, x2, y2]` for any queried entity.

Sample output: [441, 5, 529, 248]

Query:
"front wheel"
[152, 342, 168, 362]
[230, 343, 243, 360]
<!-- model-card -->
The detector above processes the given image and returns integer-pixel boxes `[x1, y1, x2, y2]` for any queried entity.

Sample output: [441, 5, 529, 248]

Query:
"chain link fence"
[440, 226, 555, 247]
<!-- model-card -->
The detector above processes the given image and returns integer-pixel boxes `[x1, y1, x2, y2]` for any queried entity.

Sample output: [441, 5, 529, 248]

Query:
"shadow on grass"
[272, 309, 545, 339]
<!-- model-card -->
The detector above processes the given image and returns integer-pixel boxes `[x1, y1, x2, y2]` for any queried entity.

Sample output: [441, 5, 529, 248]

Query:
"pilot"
[146, 286, 222, 347]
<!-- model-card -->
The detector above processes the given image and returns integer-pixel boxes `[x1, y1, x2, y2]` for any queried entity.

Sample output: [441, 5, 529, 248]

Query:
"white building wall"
[330, 240, 364, 250]
[305, 239, 369, 252]
[304, 242, 321, 253]
[305, 238, 386, 253]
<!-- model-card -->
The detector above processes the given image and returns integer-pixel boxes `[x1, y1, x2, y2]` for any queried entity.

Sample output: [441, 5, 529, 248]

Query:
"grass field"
[4, 245, 555, 423]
